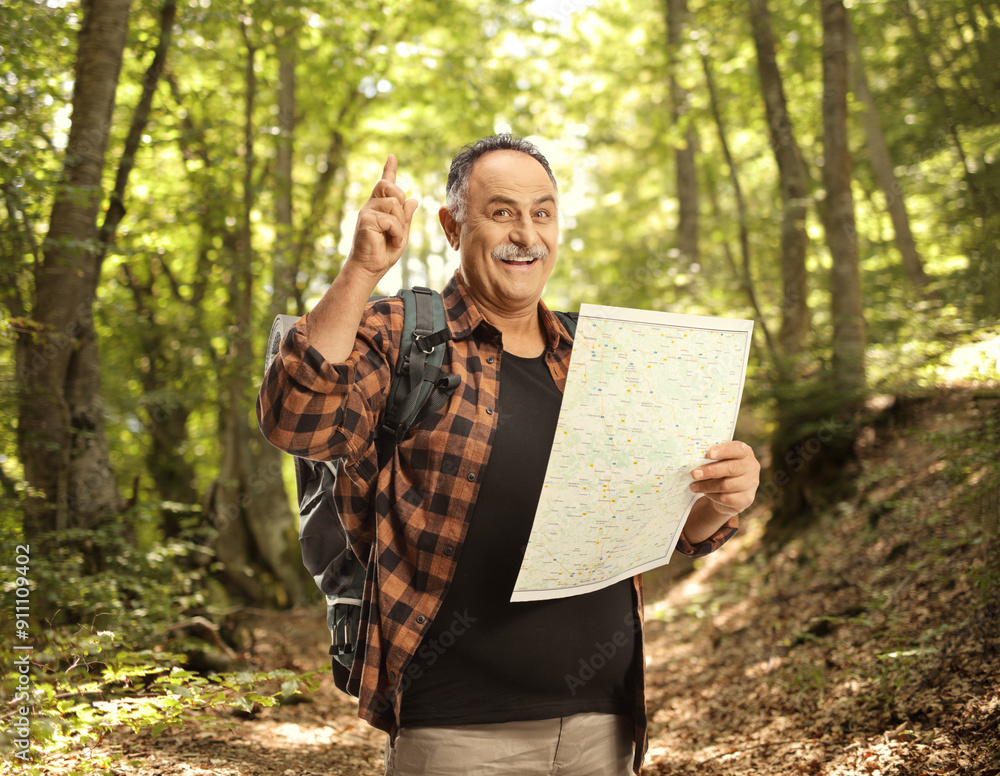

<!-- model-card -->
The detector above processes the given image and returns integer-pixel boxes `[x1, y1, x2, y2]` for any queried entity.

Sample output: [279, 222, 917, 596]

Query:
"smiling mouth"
[492, 243, 548, 266]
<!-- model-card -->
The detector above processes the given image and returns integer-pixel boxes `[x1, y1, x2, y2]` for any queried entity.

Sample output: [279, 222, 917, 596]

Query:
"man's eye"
[494, 209, 510, 217]
[534, 210, 550, 218]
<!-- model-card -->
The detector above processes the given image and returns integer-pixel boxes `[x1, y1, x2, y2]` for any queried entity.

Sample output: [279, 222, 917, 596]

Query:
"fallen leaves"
[641, 391, 1000, 776]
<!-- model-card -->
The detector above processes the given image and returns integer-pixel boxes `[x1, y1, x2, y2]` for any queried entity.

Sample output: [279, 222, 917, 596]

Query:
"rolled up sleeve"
[256, 300, 400, 463]
[675, 514, 739, 558]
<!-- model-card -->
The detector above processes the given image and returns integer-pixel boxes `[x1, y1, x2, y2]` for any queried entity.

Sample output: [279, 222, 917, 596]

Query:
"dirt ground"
[90, 389, 998, 775]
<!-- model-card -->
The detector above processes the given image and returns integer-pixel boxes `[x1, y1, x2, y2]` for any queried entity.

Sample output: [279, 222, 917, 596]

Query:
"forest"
[0, 0, 997, 773]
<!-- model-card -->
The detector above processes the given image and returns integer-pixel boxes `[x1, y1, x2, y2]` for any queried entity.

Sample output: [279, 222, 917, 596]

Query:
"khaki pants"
[384, 713, 633, 776]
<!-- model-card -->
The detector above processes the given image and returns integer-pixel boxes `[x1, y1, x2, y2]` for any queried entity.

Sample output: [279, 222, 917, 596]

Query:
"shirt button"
[486, 407, 494, 415]
[416, 615, 426, 624]
[444, 546, 454, 556]
[486, 356, 495, 364]
[467, 473, 476, 482]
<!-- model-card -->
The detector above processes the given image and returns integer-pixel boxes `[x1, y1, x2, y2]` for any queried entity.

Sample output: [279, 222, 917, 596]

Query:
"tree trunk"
[898, 0, 998, 314]
[701, 54, 777, 359]
[664, 0, 699, 265]
[750, 0, 825, 544]
[107, 0, 191, 525]
[762, 0, 868, 544]
[208, 22, 304, 606]
[119, 262, 200, 527]
[821, 0, 866, 397]
[846, 20, 932, 288]
[273, 44, 297, 314]
[15, 0, 132, 537]
[264, 35, 311, 600]
[748, 0, 811, 362]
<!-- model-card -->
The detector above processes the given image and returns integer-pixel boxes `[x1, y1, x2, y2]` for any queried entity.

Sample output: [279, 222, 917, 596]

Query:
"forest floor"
[91, 387, 999, 776]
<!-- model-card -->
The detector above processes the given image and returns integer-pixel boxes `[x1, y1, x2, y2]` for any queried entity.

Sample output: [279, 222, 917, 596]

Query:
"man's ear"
[439, 206, 461, 251]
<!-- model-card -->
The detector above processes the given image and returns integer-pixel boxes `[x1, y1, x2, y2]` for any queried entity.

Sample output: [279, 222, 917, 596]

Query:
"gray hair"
[445, 134, 559, 224]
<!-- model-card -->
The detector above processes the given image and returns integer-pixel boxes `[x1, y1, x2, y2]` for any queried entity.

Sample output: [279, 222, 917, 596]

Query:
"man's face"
[442, 150, 559, 318]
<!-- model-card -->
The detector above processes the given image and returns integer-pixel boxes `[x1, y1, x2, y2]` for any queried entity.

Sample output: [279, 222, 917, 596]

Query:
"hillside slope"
[643, 387, 1000, 775]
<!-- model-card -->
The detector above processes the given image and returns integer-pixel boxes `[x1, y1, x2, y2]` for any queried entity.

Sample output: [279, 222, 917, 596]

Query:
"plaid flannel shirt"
[257, 273, 738, 774]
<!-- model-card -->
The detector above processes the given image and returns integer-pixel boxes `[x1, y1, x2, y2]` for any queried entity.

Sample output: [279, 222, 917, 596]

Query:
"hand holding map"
[688, 440, 761, 520]
[510, 304, 754, 603]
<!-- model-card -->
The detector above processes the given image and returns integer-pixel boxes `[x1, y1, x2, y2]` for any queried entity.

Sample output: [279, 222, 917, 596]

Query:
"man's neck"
[474, 296, 546, 358]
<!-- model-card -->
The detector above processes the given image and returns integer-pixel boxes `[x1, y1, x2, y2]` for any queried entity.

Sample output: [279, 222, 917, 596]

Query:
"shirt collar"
[442, 273, 484, 341]
[538, 299, 574, 351]
[442, 272, 574, 352]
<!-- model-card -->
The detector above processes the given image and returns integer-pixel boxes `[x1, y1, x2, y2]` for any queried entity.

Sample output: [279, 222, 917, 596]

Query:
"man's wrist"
[684, 496, 736, 545]
[336, 259, 385, 301]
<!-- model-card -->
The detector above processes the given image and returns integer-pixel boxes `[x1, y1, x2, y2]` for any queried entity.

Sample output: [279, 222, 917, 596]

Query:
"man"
[257, 134, 760, 775]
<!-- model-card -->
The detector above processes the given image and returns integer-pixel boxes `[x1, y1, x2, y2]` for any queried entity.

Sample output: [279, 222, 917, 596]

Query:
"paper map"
[510, 304, 753, 602]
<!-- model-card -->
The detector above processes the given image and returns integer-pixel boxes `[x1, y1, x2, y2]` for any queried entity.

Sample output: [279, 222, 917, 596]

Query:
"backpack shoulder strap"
[378, 287, 460, 468]
[554, 310, 578, 338]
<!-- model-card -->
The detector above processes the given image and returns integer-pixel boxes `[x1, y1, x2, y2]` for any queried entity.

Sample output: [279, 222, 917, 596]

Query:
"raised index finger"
[381, 154, 398, 184]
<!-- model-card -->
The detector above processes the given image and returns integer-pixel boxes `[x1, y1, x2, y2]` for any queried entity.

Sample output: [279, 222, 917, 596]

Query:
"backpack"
[264, 286, 460, 695]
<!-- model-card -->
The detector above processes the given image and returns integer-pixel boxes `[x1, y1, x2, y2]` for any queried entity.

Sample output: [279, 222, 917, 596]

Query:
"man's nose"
[508, 215, 538, 247]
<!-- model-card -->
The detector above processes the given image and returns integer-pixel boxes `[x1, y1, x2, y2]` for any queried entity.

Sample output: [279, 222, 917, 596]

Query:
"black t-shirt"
[399, 350, 636, 727]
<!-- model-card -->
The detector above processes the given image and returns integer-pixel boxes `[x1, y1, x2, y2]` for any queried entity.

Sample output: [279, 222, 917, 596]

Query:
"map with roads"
[511, 304, 753, 602]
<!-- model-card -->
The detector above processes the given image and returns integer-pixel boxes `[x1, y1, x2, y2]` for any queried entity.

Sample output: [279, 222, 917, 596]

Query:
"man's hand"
[689, 440, 760, 518]
[302, 155, 418, 364]
[346, 154, 419, 283]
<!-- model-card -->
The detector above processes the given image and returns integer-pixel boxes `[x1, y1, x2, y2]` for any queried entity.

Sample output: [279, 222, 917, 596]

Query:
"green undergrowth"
[0, 627, 319, 775]
[0, 520, 321, 775]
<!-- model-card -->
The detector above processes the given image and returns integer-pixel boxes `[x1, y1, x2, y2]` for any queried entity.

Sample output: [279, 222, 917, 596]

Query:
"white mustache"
[492, 243, 549, 262]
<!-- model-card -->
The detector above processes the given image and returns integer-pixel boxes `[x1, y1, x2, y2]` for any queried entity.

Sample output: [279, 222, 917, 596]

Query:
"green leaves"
[0, 627, 321, 773]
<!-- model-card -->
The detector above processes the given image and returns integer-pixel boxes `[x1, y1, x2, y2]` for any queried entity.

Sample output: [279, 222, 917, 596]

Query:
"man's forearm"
[304, 263, 382, 364]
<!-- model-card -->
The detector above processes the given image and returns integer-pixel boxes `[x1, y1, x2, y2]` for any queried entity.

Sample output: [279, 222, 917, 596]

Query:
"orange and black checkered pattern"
[257, 273, 738, 774]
